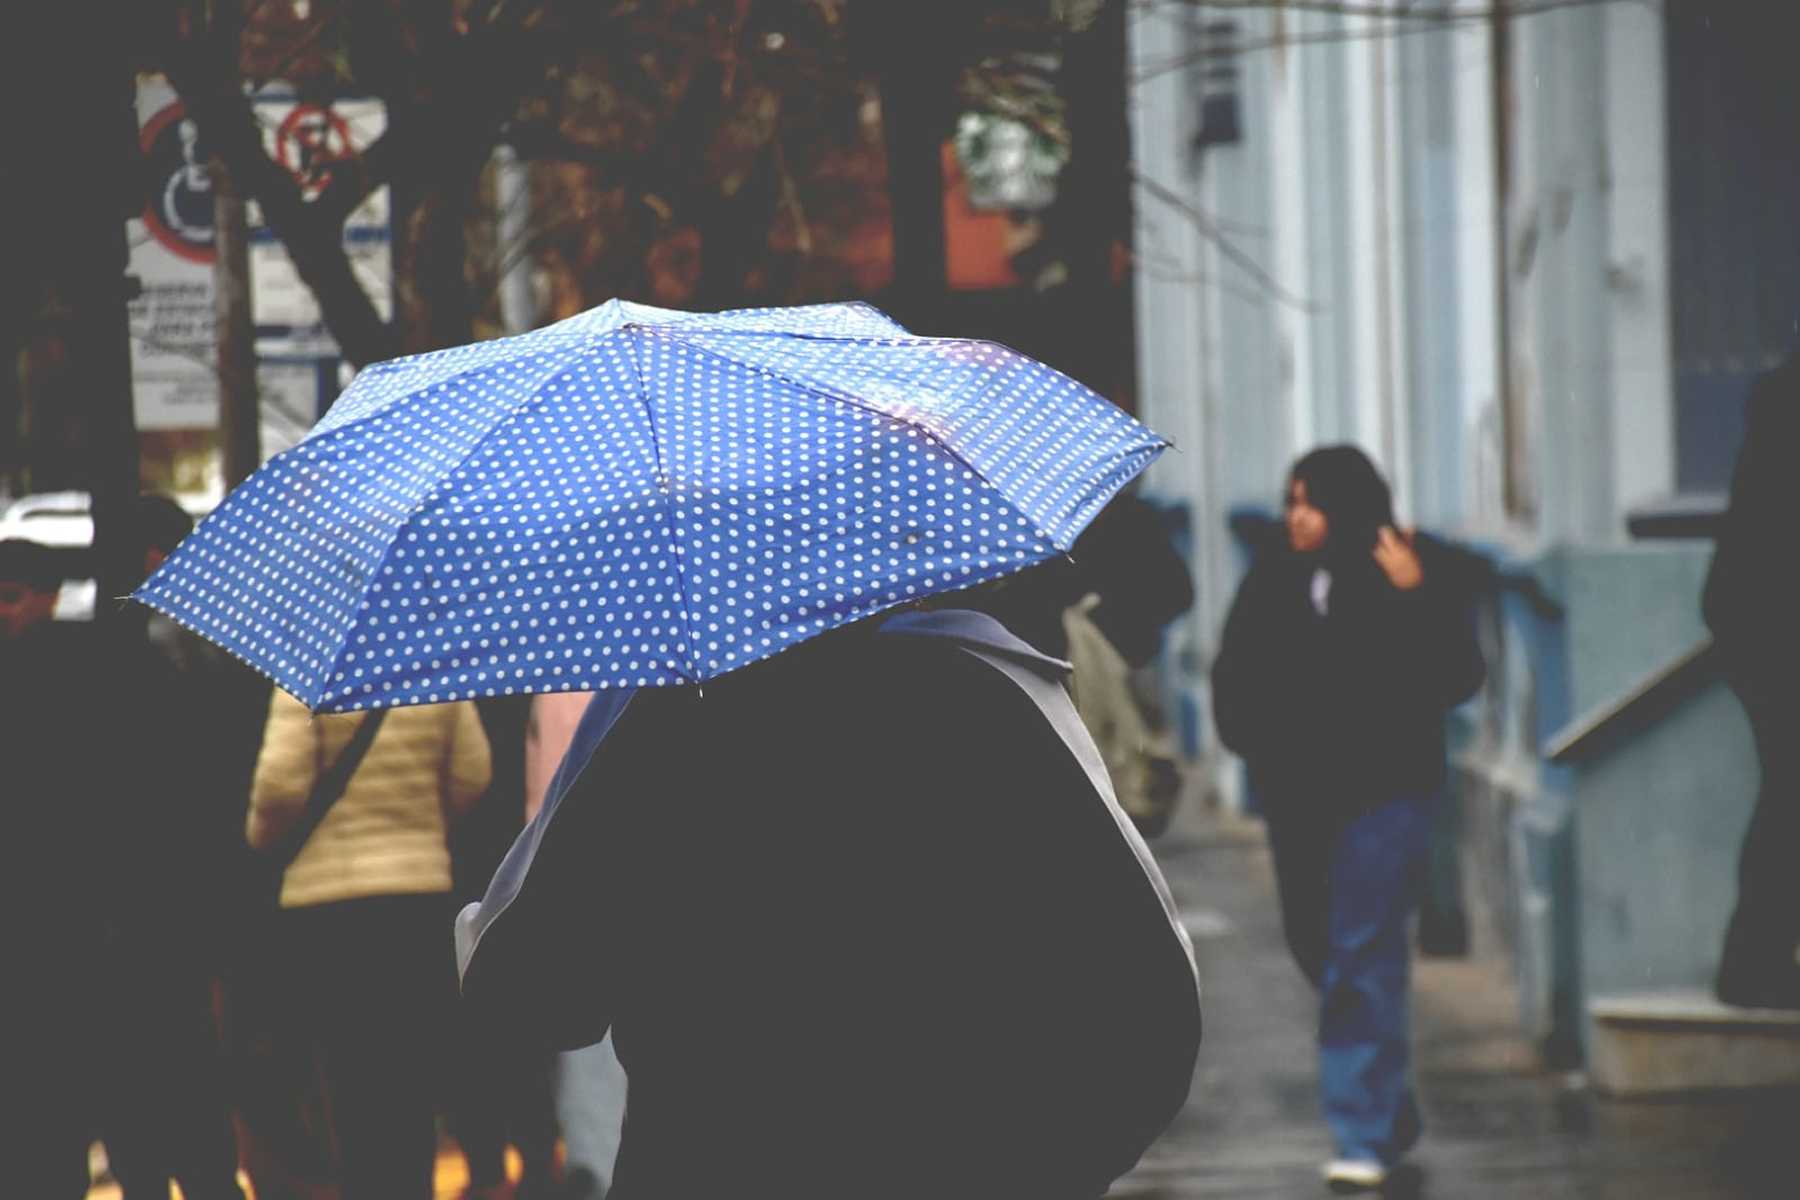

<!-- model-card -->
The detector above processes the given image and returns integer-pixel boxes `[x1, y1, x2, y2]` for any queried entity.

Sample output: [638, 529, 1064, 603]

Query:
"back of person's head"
[1073, 494, 1195, 668]
[1288, 445, 1394, 557]
[1073, 495, 1176, 586]
[135, 493, 194, 561]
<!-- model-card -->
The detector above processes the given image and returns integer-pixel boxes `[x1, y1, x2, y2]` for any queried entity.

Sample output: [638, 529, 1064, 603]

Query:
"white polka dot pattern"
[134, 301, 1166, 711]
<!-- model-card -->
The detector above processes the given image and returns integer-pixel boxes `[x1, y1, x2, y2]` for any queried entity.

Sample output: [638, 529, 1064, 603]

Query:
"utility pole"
[493, 143, 538, 336]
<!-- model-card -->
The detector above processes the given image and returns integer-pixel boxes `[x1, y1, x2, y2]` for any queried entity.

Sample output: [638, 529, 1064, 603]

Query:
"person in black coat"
[94, 495, 248, 1200]
[1211, 446, 1483, 1191]
[448, 695, 559, 1199]
[1703, 352, 1800, 1010]
[4, 538, 106, 1198]
[456, 605, 1201, 1199]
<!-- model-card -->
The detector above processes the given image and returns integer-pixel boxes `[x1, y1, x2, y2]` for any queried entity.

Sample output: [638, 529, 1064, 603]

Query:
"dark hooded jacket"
[456, 611, 1201, 1200]
[1212, 448, 1484, 810]
[1703, 354, 1798, 711]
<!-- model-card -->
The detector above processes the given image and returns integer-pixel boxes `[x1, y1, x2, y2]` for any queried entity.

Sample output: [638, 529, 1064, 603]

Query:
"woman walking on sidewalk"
[248, 692, 492, 1200]
[1212, 446, 1483, 1192]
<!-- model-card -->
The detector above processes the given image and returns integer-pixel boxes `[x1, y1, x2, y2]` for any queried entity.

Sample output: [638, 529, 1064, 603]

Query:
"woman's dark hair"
[134, 492, 194, 557]
[1288, 445, 1394, 558]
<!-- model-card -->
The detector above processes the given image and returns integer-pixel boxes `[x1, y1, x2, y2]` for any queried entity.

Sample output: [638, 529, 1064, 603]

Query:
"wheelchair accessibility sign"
[138, 97, 216, 264]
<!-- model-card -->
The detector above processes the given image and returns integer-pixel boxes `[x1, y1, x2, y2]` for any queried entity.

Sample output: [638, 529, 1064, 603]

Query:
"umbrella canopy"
[135, 300, 1166, 711]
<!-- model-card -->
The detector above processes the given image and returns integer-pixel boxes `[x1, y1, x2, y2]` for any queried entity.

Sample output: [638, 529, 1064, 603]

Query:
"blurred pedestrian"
[1703, 351, 1800, 1010]
[249, 686, 492, 1200]
[448, 694, 561, 1200]
[525, 692, 629, 1200]
[92, 494, 248, 1200]
[972, 494, 1196, 837]
[1211, 445, 1483, 1192]
[1064, 494, 1194, 837]
[456, 602, 1201, 1199]
[4, 537, 104, 1198]
[1072, 492, 1197, 671]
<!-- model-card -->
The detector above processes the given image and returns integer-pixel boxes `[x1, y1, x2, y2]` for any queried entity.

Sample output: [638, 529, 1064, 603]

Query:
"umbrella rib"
[305, 331, 603, 448]
[623, 331, 701, 685]
[635, 301, 909, 340]
[646, 327, 927, 345]
[639, 324, 917, 343]
[657, 330, 1073, 554]
[309, 337, 604, 710]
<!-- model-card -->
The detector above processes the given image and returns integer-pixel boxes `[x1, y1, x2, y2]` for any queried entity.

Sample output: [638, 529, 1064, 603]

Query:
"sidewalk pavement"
[1111, 803, 1793, 1199]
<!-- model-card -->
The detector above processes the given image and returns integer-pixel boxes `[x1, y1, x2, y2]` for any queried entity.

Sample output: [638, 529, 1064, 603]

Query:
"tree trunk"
[213, 156, 261, 488]
[694, 144, 781, 311]
[1046, 0, 1134, 400]
[188, 85, 400, 367]
[393, 156, 475, 354]
[164, 31, 400, 368]
[0, 293, 23, 496]
[857, 1, 957, 332]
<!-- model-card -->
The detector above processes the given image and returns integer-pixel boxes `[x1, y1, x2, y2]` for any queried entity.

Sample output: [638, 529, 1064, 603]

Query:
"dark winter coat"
[456, 612, 1201, 1200]
[1703, 354, 1798, 711]
[1212, 533, 1484, 810]
[6, 621, 105, 945]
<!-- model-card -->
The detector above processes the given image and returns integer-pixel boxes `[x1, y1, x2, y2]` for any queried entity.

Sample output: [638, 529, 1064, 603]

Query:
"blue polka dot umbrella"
[134, 300, 1167, 712]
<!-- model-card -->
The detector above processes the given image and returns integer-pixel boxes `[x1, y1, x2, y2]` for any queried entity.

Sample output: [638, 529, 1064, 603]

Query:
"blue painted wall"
[1452, 541, 1760, 1061]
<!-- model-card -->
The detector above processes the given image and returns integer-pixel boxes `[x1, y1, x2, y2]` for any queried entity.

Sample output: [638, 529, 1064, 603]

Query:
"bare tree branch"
[1132, 0, 1648, 81]
[311, 128, 396, 228]
[245, 6, 334, 91]
[161, 13, 399, 366]
[1131, 167, 1316, 310]
[774, 138, 815, 256]
[1133, 0, 1460, 17]
[1133, 0, 1626, 18]
[159, 1, 579, 366]
[1128, 248, 1281, 308]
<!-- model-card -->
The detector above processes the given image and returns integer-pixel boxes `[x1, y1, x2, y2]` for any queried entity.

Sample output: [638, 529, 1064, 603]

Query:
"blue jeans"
[1268, 793, 1431, 1165]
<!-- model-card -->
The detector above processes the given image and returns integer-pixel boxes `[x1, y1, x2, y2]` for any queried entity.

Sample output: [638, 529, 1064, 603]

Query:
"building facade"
[1128, 0, 1799, 1062]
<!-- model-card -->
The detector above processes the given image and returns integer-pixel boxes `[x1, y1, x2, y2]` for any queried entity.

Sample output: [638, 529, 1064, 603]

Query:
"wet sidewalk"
[1114, 805, 1793, 1199]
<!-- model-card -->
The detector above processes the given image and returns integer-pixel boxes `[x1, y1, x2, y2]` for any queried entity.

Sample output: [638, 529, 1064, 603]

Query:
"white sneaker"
[1323, 1158, 1388, 1192]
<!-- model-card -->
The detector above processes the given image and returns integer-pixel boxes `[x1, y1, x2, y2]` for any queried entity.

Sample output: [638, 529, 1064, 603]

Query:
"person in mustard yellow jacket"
[249, 692, 491, 1200]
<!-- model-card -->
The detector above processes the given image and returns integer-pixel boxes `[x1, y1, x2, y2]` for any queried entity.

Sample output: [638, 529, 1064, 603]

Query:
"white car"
[0, 490, 95, 549]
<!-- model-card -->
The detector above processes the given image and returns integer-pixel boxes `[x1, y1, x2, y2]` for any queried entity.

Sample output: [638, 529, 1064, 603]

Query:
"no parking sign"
[273, 103, 356, 200]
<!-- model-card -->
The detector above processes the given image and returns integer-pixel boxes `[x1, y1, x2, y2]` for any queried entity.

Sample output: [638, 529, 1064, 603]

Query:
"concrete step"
[1588, 987, 1800, 1097]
